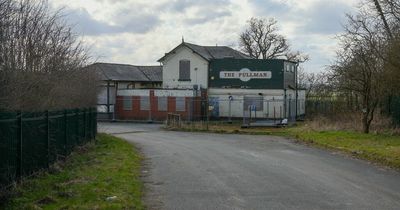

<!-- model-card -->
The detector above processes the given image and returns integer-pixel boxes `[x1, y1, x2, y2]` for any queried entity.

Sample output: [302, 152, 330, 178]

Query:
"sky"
[50, 0, 360, 73]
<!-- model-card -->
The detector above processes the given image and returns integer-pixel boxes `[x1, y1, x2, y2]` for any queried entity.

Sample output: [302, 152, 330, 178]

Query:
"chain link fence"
[306, 96, 400, 127]
[112, 96, 305, 125]
[0, 108, 97, 190]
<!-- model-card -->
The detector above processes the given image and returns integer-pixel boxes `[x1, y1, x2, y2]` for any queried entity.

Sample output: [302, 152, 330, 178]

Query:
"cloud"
[63, 7, 160, 36]
[50, 0, 360, 73]
[300, 1, 354, 35]
[161, 0, 231, 12]
[184, 9, 232, 25]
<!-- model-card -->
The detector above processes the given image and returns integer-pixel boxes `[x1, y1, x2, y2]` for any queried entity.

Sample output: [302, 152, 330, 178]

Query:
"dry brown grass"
[306, 112, 399, 134]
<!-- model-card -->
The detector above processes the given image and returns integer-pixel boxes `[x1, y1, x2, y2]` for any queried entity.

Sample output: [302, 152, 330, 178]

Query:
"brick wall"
[115, 90, 203, 121]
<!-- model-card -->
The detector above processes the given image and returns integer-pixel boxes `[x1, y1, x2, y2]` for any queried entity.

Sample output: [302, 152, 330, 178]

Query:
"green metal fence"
[0, 108, 97, 190]
[390, 96, 400, 126]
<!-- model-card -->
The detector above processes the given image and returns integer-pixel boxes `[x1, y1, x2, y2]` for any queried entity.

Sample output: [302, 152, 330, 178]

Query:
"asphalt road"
[99, 122, 400, 210]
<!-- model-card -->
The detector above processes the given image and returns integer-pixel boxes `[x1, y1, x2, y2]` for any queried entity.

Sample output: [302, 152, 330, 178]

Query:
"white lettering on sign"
[219, 68, 271, 82]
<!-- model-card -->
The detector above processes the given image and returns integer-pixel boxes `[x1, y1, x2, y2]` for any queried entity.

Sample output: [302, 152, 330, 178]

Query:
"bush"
[0, 0, 97, 111]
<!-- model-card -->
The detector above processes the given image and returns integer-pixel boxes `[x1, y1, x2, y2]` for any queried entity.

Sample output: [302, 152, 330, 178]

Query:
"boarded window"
[176, 97, 186, 112]
[244, 96, 263, 111]
[123, 96, 132, 111]
[140, 96, 150, 110]
[179, 60, 190, 81]
[158, 96, 168, 111]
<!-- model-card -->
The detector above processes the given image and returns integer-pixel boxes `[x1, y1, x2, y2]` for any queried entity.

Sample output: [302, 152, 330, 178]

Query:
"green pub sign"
[209, 59, 295, 89]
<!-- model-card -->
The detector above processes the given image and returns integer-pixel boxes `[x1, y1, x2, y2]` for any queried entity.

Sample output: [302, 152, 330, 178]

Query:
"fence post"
[93, 108, 95, 139]
[16, 111, 23, 179]
[64, 109, 68, 156]
[46, 110, 50, 168]
[95, 108, 97, 138]
[76, 109, 79, 145]
[288, 99, 291, 122]
[206, 100, 209, 131]
[83, 108, 86, 142]
[242, 107, 246, 126]
[88, 108, 92, 140]
[228, 99, 232, 123]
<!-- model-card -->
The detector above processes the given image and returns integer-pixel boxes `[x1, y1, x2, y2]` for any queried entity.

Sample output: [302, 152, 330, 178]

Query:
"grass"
[166, 121, 288, 135]
[166, 122, 400, 169]
[289, 126, 400, 169]
[2, 133, 144, 210]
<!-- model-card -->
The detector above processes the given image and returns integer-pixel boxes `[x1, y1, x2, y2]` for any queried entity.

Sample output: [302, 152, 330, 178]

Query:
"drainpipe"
[107, 81, 110, 120]
[206, 63, 210, 128]
[284, 89, 287, 119]
[295, 62, 299, 120]
[113, 81, 117, 121]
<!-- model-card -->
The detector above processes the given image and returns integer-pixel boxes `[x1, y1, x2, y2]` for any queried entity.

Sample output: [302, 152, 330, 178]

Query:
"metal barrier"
[0, 108, 97, 190]
[166, 113, 181, 128]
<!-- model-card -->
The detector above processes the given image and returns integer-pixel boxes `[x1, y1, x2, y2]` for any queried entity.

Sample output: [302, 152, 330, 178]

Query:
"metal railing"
[0, 108, 97, 190]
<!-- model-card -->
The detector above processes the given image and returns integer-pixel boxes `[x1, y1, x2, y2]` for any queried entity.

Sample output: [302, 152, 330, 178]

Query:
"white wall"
[97, 83, 116, 113]
[155, 89, 195, 97]
[117, 89, 195, 97]
[297, 90, 306, 116]
[208, 88, 305, 118]
[209, 88, 284, 96]
[161, 46, 209, 89]
[209, 88, 286, 118]
[118, 89, 150, 96]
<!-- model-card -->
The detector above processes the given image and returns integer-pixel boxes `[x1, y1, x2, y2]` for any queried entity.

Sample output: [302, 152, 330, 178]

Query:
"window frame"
[123, 96, 132, 111]
[140, 96, 150, 111]
[175, 97, 186, 112]
[157, 96, 168, 111]
[178, 59, 191, 81]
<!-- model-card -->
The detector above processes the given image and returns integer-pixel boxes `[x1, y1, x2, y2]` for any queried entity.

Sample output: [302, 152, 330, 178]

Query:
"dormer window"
[179, 59, 191, 81]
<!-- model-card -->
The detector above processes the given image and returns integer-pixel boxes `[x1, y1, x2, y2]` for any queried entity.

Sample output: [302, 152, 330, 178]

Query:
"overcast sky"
[51, 0, 359, 73]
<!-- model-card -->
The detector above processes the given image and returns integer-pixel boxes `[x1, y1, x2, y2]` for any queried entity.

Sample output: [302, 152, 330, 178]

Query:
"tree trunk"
[372, 0, 393, 39]
[362, 112, 370, 133]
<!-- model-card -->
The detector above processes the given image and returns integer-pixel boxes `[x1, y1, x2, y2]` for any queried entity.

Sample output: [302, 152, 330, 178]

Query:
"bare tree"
[239, 17, 309, 63]
[331, 11, 386, 133]
[371, 0, 393, 38]
[298, 69, 331, 99]
[378, 0, 400, 26]
[285, 51, 310, 63]
[239, 18, 288, 59]
[0, 0, 98, 111]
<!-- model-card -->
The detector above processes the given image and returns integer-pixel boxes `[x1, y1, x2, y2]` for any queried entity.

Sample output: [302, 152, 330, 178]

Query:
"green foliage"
[289, 127, 400, 168]
[3, 134, 144, 210]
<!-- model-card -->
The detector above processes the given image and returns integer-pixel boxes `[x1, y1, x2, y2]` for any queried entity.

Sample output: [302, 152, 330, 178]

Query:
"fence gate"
[209, 97, 220, 118]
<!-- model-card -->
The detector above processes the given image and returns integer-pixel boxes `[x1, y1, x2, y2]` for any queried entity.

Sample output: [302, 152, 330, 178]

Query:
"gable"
[158, 42, 252, 63]
[160, 45, 209, 64]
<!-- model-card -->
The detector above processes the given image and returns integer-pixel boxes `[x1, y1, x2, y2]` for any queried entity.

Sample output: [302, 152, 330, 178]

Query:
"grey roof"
[137, 66, 163, 82]
[87, 63, 162, 82]
[158, 42, 253, 62]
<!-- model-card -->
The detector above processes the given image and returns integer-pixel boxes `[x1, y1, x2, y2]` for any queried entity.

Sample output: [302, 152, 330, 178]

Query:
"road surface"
[99, 122, 400, 210]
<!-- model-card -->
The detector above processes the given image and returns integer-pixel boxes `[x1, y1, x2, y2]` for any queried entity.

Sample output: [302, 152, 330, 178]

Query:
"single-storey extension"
[86, 62, 162, 120]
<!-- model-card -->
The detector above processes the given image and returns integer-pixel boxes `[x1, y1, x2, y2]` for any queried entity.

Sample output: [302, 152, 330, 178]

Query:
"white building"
[158, 42, 252, 90]
[158, 41, 305, 121]
[90, 41, 306, 123]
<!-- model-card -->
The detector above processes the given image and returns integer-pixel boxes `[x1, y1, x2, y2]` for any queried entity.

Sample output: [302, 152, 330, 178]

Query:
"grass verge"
[165, 122, 400, 169]
[2, 133, 144, 210]
[289, 126, 400, 169]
